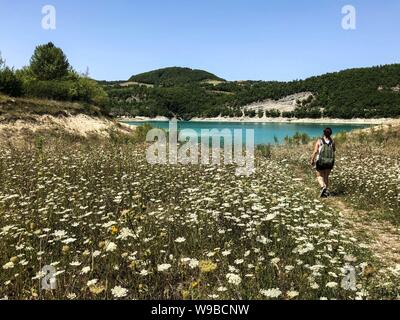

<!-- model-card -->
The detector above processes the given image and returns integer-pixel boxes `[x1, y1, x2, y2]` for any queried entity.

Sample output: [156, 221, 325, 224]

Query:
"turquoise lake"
[123, 121, 370, 145]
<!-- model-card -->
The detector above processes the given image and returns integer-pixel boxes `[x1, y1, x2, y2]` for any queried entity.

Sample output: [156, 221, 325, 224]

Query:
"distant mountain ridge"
[129, 67, 225, 86]
[104, 64, 400, 119]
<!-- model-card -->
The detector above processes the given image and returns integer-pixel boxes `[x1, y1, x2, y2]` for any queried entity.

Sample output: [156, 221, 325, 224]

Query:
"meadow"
[0, 125, 399, 300]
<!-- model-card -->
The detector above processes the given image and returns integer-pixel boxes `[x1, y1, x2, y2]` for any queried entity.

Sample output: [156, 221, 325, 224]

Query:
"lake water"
[123, 121, 369, 145]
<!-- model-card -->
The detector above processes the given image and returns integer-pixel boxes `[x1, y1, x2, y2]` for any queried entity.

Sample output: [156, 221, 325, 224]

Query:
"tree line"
[0, 43, 108, 108]
[106, 64, 400, 119]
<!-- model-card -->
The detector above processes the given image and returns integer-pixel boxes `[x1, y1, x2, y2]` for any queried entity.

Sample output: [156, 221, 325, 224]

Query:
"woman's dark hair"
[324, 128, 333, 138]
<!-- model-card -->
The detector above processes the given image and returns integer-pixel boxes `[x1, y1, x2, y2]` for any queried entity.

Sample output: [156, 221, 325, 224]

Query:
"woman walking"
[310, 128, 336, 197]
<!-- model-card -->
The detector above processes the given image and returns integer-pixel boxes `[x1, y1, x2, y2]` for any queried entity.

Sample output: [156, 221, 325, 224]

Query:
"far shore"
[118, 116, 398, 126]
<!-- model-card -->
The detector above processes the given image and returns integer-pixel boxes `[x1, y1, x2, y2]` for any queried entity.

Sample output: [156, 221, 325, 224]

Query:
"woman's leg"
[316, 170, 326, 189]
[324, 169, 332, 188]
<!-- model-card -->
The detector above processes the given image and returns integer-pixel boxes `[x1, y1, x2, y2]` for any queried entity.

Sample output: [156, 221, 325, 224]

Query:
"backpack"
[317, 138, 335, 169]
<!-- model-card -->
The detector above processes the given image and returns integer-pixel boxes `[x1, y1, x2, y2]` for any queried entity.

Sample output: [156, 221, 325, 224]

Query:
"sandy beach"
[118, 116, 397, 125]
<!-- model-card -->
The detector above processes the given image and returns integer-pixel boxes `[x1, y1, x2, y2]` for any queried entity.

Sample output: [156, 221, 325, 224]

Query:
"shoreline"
[118, 116, 397, 125]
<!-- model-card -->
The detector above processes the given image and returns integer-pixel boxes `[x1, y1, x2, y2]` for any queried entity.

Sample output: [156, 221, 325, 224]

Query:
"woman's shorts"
[316, 163, 334, 171]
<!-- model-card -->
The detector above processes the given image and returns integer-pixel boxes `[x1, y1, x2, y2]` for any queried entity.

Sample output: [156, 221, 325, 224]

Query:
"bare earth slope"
[243, 92, 314, 114]
[0, 94, 133, 144]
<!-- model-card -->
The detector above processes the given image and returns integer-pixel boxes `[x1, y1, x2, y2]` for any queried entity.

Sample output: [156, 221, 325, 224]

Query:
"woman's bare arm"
[310, 140, 320, 165]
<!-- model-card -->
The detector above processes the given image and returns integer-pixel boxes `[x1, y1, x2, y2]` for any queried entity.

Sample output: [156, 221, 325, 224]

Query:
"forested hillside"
[129, 67, 225, 86]
[105, 64, 400, 120]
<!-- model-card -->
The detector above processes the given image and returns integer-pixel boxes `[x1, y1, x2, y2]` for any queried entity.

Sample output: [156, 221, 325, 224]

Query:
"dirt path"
[292, 164, 400, 270]
[326, 197, 400, 268]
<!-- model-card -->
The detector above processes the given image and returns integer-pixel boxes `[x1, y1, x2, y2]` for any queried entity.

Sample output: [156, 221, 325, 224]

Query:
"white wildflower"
[157, 263, 171, 272]
[326, 282, 338, 288]
[111, 286, 128, 298]
[105, 241, 117, 252]
[87, 279, 98, 287]
[189, 259, 199, 269]
[226, 273, 242, 286]
[174, 237, 186, 243]
[81, 266, 91, 274]
[286, 291, 299, 299]
[260, 288, 282, 298]
[2, 262, 14, 270]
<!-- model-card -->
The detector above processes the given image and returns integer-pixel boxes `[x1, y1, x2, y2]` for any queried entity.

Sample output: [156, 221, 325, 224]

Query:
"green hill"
[106, 64, 400, 120]
[128, 67, 225, 86]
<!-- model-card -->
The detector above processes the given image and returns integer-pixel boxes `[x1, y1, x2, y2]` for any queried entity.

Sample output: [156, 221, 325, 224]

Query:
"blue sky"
[0, 0, 399, 81]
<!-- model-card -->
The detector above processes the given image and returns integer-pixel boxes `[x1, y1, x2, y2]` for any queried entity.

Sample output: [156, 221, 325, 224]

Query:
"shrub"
[133, 123, 154, 142]
[265, 109, 281, 118]
[243, 109, 257, 118]
[334, 131, 348, 145]
[23, 80, 73, 101]
[370, 128, 386, 144]
[282, 111, 295, 118]
[257, 144, 272, 158]
[69, 76, 109, 106]
[22, 77, 108, 105]
[284, 132, 311, 145]
[0, 67, 22, 96]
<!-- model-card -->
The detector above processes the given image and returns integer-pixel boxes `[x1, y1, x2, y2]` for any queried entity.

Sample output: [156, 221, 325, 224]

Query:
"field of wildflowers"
[0, 126, 399, 300]
[330, 128, 400, 226]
